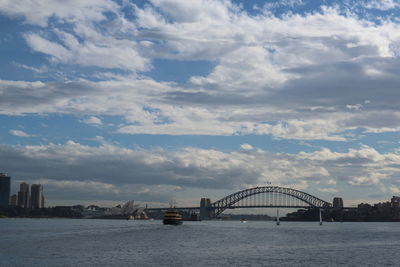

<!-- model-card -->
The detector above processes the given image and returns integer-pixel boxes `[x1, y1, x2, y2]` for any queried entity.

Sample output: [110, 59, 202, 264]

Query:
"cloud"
[30, 178, 181, 204]
[24, 33, 72, 62]
[346, 104, 363, 111]
[148, 0, 235, 23]
[2, 142, 400, 203]
[38, 179, 120, 195]
[0, 70, 399, 139]
[264, 0, 305, 9]
[3, 0, 400, 208]
[9, 129, 30, 137]
[348, 173, 387, 186]
[1, 0, 149, 72]
[299, 145, 400, 189]
[390, 184, 400, 194]
[0, 0, 118, 27]
[81, 116, 103, 126]
[318, 187, 338, 193]
[23, 30, 149, 71]
[366, 0, 400, 10]
[1, 1, 400, 140]
[240, 144, 253, 150]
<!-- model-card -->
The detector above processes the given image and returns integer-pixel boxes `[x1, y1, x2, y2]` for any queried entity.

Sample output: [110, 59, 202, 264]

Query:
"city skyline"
[1, 175, 46, 209]
[1, 0, 400, 207]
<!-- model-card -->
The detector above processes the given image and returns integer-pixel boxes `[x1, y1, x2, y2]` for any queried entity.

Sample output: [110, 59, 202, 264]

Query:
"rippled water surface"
[1, 219, 400, 266]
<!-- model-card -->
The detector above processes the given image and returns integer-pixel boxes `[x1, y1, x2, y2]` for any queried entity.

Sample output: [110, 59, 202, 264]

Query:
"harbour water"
[1, 218, 400, 266]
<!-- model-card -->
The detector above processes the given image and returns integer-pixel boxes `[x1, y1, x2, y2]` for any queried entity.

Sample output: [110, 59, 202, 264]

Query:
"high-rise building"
[10, 194, 17, 206]
[41, 194, 45, 208]
[18, 182, 30, 208]
[30, 184, 43, 209]
[0, 173, 11, 207]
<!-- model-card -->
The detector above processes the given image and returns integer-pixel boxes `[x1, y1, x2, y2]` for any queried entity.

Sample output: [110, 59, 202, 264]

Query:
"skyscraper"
[30, 184, 43, 209]
[41, 194, 45, 208]
[18, 182, 29, 208]
[10, 194, 17, 206]
[0, 173, 11, 207]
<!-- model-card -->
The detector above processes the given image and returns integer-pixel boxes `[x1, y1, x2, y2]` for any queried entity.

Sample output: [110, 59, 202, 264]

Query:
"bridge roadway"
[145, 206, 357, 212]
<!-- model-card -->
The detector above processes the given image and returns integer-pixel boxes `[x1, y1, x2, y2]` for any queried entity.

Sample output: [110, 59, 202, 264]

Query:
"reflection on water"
[1, 219, 400, 266]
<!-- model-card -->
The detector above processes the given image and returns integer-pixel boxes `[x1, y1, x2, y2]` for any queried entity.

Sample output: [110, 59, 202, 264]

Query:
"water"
[1, 219, 399, 266]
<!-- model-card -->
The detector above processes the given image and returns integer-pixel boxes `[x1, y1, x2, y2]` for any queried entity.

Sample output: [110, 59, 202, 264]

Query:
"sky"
[1, 0, 400, 208]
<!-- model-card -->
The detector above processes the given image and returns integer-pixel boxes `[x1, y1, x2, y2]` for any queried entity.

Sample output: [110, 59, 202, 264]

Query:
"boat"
[240, 217, 247, 223]
[163, 209, 183, 225]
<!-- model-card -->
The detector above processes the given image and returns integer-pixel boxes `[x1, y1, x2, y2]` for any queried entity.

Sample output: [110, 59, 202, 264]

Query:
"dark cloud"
[0, 81, 96, 112]
[275, 58, 400, 111]
[0, 143, 260, 191]
[2, 142, 400, 203]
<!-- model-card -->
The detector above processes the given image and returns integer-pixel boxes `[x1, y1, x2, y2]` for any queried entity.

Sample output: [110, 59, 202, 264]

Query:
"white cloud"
[327, 179, 337, 185]
[366, 0, 400, 10]
[24, 33, 72, 62]
[346, 104, 363, 111]
[0, 0, 118, 27]
[1, 0, 148, 71]
[318, 187, 338, 193]
[3, 0, 400, 208]
[0, 76, 399, 139]
[263, 0, 305, 9]
[1, 1, 400, 139]
[390, 185, 400, 194]
[82, 116, 103, 125]
[299, 145, 400, 189]
[240, 144, 253, 150]
[348, 173, 386, 186]
[9, 129, 30, 137]
[24, 30, 149, 71]
[148, 0, 235, 23]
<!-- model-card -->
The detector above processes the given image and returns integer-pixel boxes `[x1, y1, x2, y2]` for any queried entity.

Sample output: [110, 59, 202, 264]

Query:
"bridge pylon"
[200, 198, 213, 220]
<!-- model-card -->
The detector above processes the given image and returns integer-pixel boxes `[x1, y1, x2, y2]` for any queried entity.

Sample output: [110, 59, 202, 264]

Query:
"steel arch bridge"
[211, 186, 331, 216]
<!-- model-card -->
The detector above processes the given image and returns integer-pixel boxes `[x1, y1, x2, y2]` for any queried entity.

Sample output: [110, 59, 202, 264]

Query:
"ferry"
[163, 209, 183, 225]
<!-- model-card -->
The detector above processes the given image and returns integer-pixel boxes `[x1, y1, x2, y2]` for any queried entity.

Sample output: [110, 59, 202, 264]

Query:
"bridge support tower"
[200, 198, 213, 220]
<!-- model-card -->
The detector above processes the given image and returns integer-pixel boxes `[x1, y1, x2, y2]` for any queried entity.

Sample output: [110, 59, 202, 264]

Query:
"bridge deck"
[145, 206, 357, 211]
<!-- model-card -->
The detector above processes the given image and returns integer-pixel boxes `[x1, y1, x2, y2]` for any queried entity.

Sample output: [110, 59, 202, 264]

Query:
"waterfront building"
[18, 182, 30, 208]
[10, 194, 17, 206]
[30, 184, 43, 209]
[0, 173, 11, 207]
[357, 203, 372, 211]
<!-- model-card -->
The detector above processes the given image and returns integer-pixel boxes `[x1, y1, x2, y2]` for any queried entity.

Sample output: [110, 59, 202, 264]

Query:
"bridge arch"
[211, 186, 331, 216]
